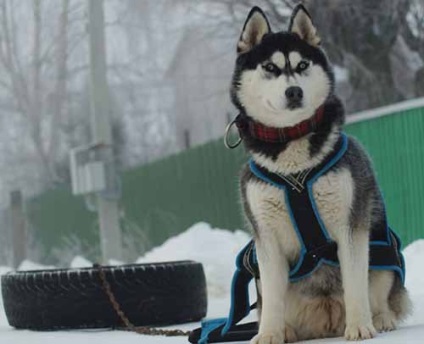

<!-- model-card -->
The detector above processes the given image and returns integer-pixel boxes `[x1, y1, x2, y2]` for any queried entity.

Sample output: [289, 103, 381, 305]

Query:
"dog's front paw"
[250, 330, 285, 344]
[344, 322, 377, 341]
[373, 312, 396, 332]
[284, 325, 298, 343]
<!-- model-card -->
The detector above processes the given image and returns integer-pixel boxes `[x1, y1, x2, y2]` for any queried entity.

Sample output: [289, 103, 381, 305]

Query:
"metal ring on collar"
[224, 118, 242, 149]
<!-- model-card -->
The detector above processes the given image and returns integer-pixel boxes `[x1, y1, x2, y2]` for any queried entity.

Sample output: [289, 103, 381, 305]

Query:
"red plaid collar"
[236, 105, 325, 144]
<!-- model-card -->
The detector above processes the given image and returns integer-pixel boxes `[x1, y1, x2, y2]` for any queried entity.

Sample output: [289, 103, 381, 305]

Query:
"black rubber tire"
[1, 261, 207, 330]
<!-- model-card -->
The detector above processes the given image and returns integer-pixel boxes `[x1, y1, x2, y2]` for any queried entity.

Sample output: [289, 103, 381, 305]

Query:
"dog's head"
[231, 5, 334, 128]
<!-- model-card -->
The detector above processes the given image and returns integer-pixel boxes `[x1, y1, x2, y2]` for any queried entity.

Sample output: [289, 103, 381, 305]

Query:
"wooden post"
[10, 190, 26, 268]
[88, 0, 123, 263]
[184, 129, 191, 150]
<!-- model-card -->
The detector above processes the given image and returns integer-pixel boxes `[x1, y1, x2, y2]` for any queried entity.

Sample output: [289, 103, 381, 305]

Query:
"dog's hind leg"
[369, 270, 397, 332]
[251, 236, 289, 344]
[337, 228, 377, 341]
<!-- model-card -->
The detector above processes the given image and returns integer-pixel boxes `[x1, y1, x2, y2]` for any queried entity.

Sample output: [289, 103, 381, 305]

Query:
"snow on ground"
[136, 222, 250, 297]
[1, 223, 424, 343]
[18, 260, 55, 271]
[70, 256, 93, 268]
[402, 239, 424, 327]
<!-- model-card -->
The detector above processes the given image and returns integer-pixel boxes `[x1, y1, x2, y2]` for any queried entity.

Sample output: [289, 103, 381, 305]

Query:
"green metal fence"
[28, 101, 424, 263]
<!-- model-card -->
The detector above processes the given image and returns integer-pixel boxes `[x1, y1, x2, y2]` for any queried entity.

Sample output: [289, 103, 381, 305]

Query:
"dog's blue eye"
[263, 63, 278, 74]
[297, 61, 310, 72]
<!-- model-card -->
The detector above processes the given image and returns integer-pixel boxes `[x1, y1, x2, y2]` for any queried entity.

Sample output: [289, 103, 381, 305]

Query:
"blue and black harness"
[189, 133, 405, 344]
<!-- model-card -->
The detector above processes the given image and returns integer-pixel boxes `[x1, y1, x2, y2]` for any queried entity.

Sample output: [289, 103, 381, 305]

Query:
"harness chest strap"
[248, 133, 404, 283]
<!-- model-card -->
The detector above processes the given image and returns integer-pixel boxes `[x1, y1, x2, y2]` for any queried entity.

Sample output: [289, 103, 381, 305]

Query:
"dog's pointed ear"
[289, 5, 321, 46]
[237, 7, 271, 54]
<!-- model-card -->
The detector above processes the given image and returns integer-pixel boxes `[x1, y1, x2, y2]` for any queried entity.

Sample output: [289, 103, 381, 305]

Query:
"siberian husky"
[232, 5, 411, 343]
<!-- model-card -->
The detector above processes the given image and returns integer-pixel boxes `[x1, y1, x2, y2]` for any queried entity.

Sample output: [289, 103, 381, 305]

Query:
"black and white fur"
[232, 5, 411, 343]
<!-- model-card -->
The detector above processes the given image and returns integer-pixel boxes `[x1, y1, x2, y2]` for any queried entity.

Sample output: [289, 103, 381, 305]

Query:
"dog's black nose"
[285, 86, 303, 102]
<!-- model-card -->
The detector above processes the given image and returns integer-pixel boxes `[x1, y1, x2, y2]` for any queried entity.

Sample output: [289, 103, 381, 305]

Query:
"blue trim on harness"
[198, 318, 227, 344]
[221, 241, 253, 336]
[306, 134, 349, 241]
[369, 229, 405, 284]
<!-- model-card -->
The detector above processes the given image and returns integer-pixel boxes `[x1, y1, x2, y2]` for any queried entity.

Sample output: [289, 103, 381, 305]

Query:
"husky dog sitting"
[232, 5, 411, 343]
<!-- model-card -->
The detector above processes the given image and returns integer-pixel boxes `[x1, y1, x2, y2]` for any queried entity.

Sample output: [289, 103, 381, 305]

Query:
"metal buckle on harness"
[307, 241, 338, 262]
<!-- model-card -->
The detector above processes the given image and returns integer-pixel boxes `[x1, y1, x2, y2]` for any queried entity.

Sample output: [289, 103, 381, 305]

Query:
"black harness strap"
[189, 322, 258, 343]
[249, 134, 347, 280]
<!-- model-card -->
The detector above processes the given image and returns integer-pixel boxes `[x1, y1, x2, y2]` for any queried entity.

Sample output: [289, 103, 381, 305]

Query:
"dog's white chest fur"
[246, 167, 353, 262]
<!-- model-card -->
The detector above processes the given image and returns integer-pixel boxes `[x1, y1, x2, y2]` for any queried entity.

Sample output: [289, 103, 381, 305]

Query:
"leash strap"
[189, 241, 258, 344]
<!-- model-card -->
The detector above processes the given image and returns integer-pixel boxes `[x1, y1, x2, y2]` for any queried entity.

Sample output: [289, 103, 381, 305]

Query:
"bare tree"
[0, 0, 87, 193]
[104, 0, 180, 165]
[49, 0, 70, 179]
[403, 0, 424, 54]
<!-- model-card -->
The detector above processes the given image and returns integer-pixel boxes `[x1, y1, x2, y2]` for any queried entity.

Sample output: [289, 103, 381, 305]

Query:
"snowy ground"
[1, 222, 424, 343]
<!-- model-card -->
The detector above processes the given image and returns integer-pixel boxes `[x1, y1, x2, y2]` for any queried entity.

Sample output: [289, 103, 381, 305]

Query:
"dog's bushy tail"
[389, 277, 413, 322]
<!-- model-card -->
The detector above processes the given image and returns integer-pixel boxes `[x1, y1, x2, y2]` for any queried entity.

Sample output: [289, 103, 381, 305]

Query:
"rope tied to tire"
[94, 263, 191, 337]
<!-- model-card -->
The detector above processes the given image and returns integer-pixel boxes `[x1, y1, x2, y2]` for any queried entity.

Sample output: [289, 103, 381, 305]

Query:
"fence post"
[88, 0, 123, 263]
[184, 130, 191, 150]
[10, 190, 26, 268]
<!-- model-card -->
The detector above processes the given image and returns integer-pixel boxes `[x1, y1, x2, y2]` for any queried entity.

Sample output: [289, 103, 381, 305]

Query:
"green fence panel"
[28, 188, 98, 262]
[345, 107, 424, 246]
[28, 105, 424, 263]
[120, 135, 247, 252]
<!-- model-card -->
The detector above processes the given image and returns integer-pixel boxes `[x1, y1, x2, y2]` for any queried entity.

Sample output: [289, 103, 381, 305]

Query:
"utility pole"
[88, 0, 123, 263]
